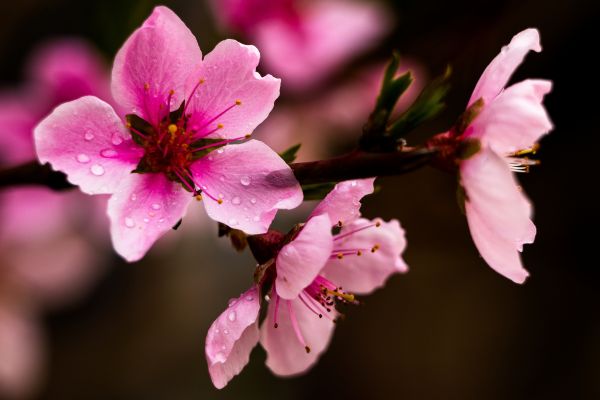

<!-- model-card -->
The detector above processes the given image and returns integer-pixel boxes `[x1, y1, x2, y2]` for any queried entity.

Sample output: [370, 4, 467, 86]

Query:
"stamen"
[184, 78, 206, 115]
[334, 221, 381, 241]
[286, 300, 310, 353]
[168, 124, 178, 135]
[126, 123, 149, 140]
[191, 135, 250, 153]
[324, 288, 355, 303]
[507, 157, 541, 173]
[273, 294, 281, 329]
[193, 101, 241, 137]
[298, 293, 323, 319]
[371, 244, 380, 253]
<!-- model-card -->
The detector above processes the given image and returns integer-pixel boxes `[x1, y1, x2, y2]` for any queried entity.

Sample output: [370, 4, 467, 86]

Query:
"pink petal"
[111, 6, 202, 125]
[206, 286, 261, 389]
[253, 0, 391, 91]
[107, 173, 192, 262]
[0, 95, 38, 165]
[461, 148, 535, 283]
[468, 79, 553, 154]
[26, 38, 111, 106]
[260, 297, 336, 376]
[310, 179, 375, 227]
[184, 39, 280, 140]
[275, 214, 333, 300]
[34, 96, 143, 195]
[190, 140, 302, 234]
[322, 218, 408, 294]
[469, 28, 542, 106]
[0, 305, 43, 399]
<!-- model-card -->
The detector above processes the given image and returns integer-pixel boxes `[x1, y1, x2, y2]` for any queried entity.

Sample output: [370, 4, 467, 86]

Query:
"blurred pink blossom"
[213, 0, 392, 92]
[445, 29, 553, 283]
[0, 39, 111, 399]
[34, 6, 303, 262]
[206, 179, 408, 388]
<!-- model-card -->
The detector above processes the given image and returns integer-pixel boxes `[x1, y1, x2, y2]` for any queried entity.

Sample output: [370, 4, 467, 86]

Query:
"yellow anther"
[195, 194, 203, 201]
[327, 289, 355, 303]
[169, 89, 175, 95]
[235, 99, 242, 106]
[217, 199, 223, 204]
[371, 244, 380, 253]
[375, 221, 381, 227]
[337, 221, 343, 227]
[168, 124, 178, 134]
[357, 250, 362, 256]
[217, 123, 224, 129]
[337, 253, 344, 259]
[199, 78, 206, 84]
[143, 82, 150, 91]
[125, 122, 132, 128]
[244, 133, 252, 139]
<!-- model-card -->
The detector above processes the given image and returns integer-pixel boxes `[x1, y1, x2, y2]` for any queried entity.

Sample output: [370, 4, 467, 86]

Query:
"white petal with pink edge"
[206, 286, 261, 389]
[275, 214, 333, 300]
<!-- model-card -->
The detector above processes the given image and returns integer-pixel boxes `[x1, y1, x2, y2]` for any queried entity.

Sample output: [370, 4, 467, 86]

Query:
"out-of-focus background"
[0, 0, 598, 398]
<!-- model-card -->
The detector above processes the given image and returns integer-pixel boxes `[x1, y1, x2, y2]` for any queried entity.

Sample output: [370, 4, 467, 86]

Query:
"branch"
[0, 147, 436, 192]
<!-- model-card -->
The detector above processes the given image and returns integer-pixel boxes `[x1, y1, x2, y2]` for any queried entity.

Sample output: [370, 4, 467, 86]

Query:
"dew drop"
[240, 176, 251, 186]
[228, 311, 236, 322]
[215, 328, 220, 334]
[124, 217, 135, 228]
[246, 295, 254, 302]
[228, 218, 238, 226]
[76, 154, 90, 163]
[84, 131, 95, 141]
[100, 149, 118, 158]
[252, 216, 260, 222]
[350, 181, 357, 187]
[214, 352, 226, 363]
[158, 218, 165, 223]
[228, 298, 236, 307]
[250, 198, 257, 204]
[219, 175, 225, 182]
[223, 329, 229, 335]
[143, 217, 150, 223]
[231, 196, 241, 205]
[90, 164, 105, 176]
[217, 148, 224, 154]
[151, 203, 161, 210]
[130, 193, 137, 201]
[111, 133, 124, 145]
[221, 345, 226, 350]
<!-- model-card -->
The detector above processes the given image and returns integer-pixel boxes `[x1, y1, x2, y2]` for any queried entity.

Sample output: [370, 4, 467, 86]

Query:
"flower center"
[127, 82, 246, 199]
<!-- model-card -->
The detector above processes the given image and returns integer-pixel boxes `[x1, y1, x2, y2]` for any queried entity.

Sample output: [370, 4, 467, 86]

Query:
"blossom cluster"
[0, 2, 552, 395]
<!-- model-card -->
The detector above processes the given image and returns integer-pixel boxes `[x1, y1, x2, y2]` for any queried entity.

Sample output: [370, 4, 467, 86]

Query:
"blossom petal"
[191, 140, 302, 234]
[0, 95, 38, 165]
[185, 39, 280, 140]
[107, 173, 192, 262]
[310, 179, 375, 227]
[461, 148, 534, 283]
[34, 96, 143, 195]
[469, 28, 542, 105]
[468, 79, 553, 154]
[0, 305, 42, 399]
[260, 297, 336, 376]
[276, 214, 333, 300]
[206, 286, 260, 389]
[253, 0, 391, 91]
[322, 218, 407, 294]
[112, 6, 202, 124]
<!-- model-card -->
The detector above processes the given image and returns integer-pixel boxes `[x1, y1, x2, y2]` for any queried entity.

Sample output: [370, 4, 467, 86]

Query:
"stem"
[0, 147, 436, 192]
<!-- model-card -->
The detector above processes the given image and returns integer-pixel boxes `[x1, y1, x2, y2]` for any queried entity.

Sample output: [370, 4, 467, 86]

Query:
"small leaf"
[279, 143, 302, 164]
[126, 114, 155, 145]
[168, 101, 185, 124]
[302, 182, 336, 200]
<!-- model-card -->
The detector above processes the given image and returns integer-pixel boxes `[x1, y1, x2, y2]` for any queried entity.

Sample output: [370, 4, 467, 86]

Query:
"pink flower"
[0, 39, 110, 399]
[34, 6, 303, 262]
[213, 0, 391, 92]
[205, 179, 408, 388]
[436, 29, 553, 283]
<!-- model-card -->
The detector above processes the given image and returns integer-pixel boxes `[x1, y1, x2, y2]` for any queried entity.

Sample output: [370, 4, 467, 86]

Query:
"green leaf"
[167, 100, 186, 124]
[279, 143, 302, 164]
[126, 114, 154, 145]
[387, 66, 451, 138]
[302, 182, 336, 200]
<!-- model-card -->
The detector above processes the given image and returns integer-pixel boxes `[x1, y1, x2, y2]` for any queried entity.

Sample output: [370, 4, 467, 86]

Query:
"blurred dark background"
[1, 0, 598, 398]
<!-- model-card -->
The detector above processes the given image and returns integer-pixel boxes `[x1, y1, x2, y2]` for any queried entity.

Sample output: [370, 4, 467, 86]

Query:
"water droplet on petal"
[228, 218, 238, 226]
[151, 203, 161, 210]
[252, 216, 260, 222]
[84, 131, 95, 141]
[111, 133, 124, 145]
[215, 328, 220, 334]
[130, 194, 137, 201]
[228, 311, 236, 322]
[143, 217, 150, 223]
[100, 149, 118, 158]
[240, 176, 251, 186]
[158, 218, 165, 223]
[350, 181, 357, 187]
[214, 352, 226, 363]
[219, 175, 225, 182]
[231, 196, 241, 205]
[246, 295, 254, 302]
[90, 164, 105, 176]
[76, 154, 90, 163]
[250, 198, 257, 204]
[124, 217, 135, 228]
[223, 329, 229, 335]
